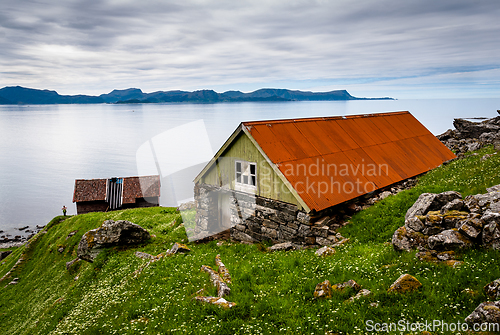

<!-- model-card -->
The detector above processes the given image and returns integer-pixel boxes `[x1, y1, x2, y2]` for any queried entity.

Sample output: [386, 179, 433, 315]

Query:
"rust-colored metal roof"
[243, 111, 456, 212]
[73, 175, 160, 203]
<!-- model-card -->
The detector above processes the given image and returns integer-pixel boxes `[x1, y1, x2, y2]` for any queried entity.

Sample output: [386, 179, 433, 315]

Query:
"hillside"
[1, 146, 500, 334]
[0, 86, 104, 104]
[0, 86, 393, 105]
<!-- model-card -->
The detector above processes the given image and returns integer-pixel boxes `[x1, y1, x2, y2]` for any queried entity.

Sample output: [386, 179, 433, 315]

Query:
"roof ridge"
[242, 111, 409, 126]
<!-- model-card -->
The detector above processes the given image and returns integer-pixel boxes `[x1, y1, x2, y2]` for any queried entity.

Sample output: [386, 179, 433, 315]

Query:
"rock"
[313, 280, 332, 299]
[458, 214, 484, 239]
[479, 132, 497, 143]
[378, 191, 392, 200]
[465, 192, 500, 214]
[441, 199, 465, 214]
[193, 296, 236, 308]
[297, 212, 311, 225]
[77, 220, 151, 262]
[485, 279, 500, 300]
[135, 251, 154, 260]
[201, 265, 231, 297]
[437, 128, 455, 141]
[66, 230, 78, 240]
[428, 229, 473, 250]
[0, 250, 12, 261]
[315, 236, 333, 246]
[215, 254, 231, 284]
[436, 250, 456, 261]
[421, 225, 445, 236]
[57, 246, 65, 253]
[465, 301, 500, 326]
[66, 258, 81, 271]
[405, 216, 424, 232]
[169, 242, 191, 254]
[435, 191, 463, 208]
[332, 279, 361, 291]
[467, 142, 482, 152]
[231, 230, 256, 243]
[453, 118, 500, 139]
[392, 226, 427, 251]
[482, 213, 500, 249]
[388, 274, 422, 293]
[441, 210, 469, 229]
[268, 242, 296, 252]
[405, 193, 437, 220]
[347, 289, 371, 302]
[487, 184, 500, 193]
[327, 234, 338, 242]
[424, 211, 443, 227]
[315, 246, 335, 257]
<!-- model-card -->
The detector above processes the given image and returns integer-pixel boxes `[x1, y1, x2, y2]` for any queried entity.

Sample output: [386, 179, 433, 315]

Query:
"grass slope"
[0, 146, 499, 334]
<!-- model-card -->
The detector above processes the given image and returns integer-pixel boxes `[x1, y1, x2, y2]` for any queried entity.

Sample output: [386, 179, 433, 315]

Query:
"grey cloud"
[0, 0, 499, 96]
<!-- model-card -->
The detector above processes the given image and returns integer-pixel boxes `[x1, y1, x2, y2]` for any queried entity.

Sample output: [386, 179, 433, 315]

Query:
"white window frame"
[235, 160, 257, 193]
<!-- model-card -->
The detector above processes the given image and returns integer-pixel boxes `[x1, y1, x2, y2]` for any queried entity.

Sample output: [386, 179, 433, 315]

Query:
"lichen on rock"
[77, 220, 151, 262]
[388, 274, 422, 293]
[313, 280, 332, 299]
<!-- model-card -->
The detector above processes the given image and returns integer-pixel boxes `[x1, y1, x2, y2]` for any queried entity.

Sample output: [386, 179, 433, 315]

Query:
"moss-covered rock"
[77, 220, 151, 262]
[313, 279, 332, 299]
[388, 274, 422, 293]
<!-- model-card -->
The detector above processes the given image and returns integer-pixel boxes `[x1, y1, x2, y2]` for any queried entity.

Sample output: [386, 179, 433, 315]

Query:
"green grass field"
[1, 146, 500, 334]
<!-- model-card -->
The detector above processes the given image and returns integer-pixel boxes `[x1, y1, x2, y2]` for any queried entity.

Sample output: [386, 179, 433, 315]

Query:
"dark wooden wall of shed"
[76, 201, 109, 215]
[122, 197, 159, 209]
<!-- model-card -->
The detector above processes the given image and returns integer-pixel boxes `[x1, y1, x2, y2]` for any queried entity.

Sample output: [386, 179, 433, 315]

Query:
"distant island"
[0, 86, 394, 105]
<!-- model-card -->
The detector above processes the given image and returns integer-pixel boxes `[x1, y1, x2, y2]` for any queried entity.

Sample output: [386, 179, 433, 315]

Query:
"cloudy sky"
[1, 0, 499, 98]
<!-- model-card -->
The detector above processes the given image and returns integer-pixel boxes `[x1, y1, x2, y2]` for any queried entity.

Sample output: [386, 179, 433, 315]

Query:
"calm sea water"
[0, 99, 499, 235]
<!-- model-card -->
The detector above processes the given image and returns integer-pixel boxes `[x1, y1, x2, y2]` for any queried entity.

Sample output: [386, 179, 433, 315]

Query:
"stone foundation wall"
[194, 183, 340, 246]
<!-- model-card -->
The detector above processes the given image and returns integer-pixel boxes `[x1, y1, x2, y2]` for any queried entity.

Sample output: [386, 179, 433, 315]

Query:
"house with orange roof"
[192, 111, 455, 244]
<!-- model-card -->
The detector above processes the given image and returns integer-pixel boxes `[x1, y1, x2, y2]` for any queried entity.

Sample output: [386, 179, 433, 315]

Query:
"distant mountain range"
[0, 86, 393, 104]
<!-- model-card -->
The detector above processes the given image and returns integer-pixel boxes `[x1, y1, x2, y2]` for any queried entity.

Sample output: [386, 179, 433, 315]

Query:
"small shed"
[193, 111, 456, 243]
[73, 175, 160, 214]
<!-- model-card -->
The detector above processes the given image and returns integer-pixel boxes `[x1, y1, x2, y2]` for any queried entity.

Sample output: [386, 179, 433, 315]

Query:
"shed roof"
[73, 175, 160, 203]
[195, 111, 456, 213]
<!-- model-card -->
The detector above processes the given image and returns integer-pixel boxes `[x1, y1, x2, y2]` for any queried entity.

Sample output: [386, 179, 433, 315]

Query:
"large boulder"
[465, 301, 500, 326]
[395, 186, 500, 252]
[427, 229, 473, 250]
[77, 220, 151, 262]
